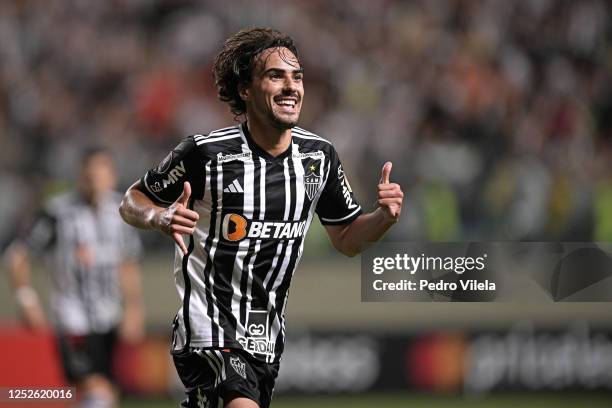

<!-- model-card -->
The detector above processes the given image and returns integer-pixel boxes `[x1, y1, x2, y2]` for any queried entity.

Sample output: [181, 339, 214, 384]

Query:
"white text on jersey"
[222, 214, 307, 241]
[163, 161, 185, 188]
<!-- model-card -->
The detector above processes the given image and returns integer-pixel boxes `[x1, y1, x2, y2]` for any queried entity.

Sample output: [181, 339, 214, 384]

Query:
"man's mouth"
[274, 97, 298, 111]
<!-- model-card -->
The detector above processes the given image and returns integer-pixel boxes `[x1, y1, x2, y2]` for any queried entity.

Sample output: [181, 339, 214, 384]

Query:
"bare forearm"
[5, 243, 47, 328]
[329, 209, 396, 257]
[119, 181, 163, 231]
[6, 243, 33, 289]
[328, 162, 403, 257]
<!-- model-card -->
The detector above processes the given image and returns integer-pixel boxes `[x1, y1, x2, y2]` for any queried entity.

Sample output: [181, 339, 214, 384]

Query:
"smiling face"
[241, 47, 304, 130]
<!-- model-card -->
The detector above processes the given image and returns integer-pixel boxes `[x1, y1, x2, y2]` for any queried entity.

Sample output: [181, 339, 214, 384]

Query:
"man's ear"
[238, 83, 249, 101]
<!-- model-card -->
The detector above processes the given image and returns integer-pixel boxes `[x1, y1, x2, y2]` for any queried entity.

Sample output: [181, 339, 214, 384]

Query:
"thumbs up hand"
[154, 182, 200, 254]
[377, 162, 403, 222]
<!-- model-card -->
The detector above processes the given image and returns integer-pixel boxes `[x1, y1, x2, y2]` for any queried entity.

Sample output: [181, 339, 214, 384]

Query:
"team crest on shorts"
[304, 168, 321, 201]
[230, 355, 247, 380]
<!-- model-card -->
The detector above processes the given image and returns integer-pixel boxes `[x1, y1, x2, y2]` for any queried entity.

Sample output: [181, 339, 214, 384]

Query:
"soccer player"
[119, 28, 403, 408]
[6, 148, 144, 408]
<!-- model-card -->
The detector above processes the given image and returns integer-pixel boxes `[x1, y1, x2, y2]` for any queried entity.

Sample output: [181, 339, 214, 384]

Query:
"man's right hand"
[22, 297, 48, 331]
[152, 182, 199, 254]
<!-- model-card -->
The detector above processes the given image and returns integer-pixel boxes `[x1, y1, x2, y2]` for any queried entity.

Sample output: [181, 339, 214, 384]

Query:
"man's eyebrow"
[262, 67, 304, 75]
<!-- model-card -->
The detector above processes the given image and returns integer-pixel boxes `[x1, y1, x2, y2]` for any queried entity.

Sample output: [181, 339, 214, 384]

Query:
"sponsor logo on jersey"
[218, 152, 252, 163]
[292, 151, 324, 159]
[151, 160, 186, 192]
[248, 323, 266, 336]
[229, 355, 247, 380]
[223, 179, 244, 193]
[238, 337, 276, 356]
[222, 213, 307, 241]
[338, 165, 357, 209]
[156, 152, 174, 173]
[238, 310, 275, 357]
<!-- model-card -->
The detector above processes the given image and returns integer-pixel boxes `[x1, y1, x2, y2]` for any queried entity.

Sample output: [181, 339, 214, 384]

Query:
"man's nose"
[282, 77, 298, 93]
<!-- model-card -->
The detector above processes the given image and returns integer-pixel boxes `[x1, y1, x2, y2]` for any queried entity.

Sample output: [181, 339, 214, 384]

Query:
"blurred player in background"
[5, 148, 144, 408]
[119, 28, 403, 408]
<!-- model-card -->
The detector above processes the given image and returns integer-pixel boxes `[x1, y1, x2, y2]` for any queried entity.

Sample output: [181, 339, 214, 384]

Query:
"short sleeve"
[316, 148, 362, 225]
[23, 211, 57, 254]
[140, 136, 205, 205]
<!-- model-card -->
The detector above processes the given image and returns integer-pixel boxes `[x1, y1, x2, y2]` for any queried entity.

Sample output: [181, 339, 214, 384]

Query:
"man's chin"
[270, 114, 299, 130]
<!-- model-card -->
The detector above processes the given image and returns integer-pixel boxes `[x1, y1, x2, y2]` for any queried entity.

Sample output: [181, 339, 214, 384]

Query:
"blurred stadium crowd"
[1, 0, 612, 248]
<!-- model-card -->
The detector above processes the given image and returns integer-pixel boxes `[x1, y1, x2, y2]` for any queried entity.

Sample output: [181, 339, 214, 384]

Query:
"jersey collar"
[240, 122, 293, 162]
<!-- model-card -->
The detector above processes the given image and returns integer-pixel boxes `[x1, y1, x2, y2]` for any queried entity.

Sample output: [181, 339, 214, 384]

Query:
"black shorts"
[172, 347, 279, 408]
[56, 328, 118, 383]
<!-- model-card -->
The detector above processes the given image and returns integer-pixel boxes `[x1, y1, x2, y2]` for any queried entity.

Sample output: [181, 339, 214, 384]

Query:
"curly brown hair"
[213, 27, 300, 117]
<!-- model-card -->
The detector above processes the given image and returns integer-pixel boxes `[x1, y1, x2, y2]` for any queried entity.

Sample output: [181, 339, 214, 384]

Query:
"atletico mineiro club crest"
[304, 167, 321, 201]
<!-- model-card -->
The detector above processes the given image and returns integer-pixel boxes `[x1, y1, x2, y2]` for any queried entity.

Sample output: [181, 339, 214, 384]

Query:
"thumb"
[380, 162, 392, 184]
[177, 182, 191, 206]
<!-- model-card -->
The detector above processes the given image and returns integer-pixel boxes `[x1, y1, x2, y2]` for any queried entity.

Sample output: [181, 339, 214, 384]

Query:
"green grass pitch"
[123, 392, 612, 408]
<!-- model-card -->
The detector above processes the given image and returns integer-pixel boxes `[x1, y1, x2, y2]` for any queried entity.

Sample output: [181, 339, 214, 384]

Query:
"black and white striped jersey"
[140, 123, 362, 363]
[22, 191, 142, 334]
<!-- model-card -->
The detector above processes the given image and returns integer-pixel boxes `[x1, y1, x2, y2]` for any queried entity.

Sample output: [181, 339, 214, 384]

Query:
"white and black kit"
[140, 123, 362, 405]
[21, 191, 142, 381]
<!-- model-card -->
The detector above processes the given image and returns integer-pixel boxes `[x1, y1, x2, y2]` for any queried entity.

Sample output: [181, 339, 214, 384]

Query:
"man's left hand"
[377, 161, 403, 222]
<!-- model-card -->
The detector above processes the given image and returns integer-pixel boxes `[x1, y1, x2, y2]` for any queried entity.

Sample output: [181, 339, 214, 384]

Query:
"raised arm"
[325, 162, 403, 257]
[119, 180, 199, 254]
